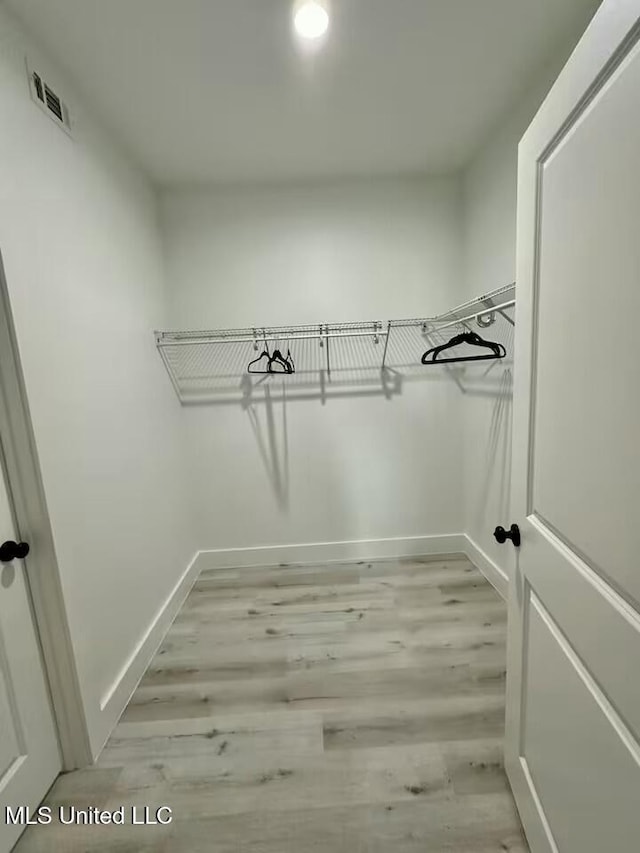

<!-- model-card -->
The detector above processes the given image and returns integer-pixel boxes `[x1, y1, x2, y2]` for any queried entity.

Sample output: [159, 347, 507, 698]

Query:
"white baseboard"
[463, 534, 509, 599]
[95, 550, 201, 758]
[195, 533, 467, 572]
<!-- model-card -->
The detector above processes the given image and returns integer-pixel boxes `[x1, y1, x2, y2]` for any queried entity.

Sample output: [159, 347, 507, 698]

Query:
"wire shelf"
[155, 284, 515, 403]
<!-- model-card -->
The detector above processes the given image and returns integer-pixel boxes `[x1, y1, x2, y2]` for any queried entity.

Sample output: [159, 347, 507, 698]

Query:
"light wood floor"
[17, 556, 528, 852]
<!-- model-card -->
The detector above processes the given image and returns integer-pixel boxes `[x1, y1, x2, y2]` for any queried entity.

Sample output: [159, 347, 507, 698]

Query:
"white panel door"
[507, 2, 640, 852]
[0, 457, 60, 851]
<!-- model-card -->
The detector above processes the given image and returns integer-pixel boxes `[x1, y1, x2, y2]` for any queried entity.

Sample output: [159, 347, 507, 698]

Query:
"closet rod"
[156, 283, 516, 348]
[157, 329, 389, 347]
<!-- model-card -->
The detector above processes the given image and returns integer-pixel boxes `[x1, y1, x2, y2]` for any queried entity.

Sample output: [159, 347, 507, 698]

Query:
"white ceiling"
[7, 0, 601, 185]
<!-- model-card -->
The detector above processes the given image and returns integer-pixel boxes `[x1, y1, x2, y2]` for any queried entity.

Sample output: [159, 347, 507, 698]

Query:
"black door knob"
[493, 524, 521, 548]
[0, 540, 30, 562]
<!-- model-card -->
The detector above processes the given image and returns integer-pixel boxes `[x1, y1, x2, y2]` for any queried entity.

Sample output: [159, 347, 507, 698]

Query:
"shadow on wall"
[162, 327, 458, 510]
[241, 380, 290, 511]
[473, 367, 513, 532]
[457, 307, 515, 538]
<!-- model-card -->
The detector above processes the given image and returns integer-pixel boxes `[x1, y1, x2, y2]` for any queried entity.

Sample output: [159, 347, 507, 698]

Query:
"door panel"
[0, 659, 22, 780]
[507, 2, 640, 851]
[524, 521, 640, 743]
[0, 457, 60, 852]
[532, 35, 640, 607]
[522, 592, 640, 853]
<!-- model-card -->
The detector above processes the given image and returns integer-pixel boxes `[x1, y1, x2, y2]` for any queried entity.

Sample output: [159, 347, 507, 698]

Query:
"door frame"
[0, 250, 92, 769]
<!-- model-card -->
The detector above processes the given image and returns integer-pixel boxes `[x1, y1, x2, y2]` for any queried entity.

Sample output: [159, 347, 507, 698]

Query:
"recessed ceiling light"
[293, 0, 330, 41]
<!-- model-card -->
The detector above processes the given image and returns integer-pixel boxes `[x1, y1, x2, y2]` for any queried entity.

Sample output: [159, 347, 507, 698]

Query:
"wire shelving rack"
[155, 283, 515, 403]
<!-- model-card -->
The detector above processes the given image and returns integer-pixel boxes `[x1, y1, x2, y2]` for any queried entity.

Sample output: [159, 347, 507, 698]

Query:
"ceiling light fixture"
[293, 0, 330, 41]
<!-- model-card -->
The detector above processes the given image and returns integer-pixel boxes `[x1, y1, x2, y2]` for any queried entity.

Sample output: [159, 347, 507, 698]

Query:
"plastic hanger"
[248, 340, 296, 375]
[283, 348, 295, 373]
[248, 338, 272, 373]
[421, 331, 506, 365]
[284, 347, 296, 373]
[268, 348, 294, 374]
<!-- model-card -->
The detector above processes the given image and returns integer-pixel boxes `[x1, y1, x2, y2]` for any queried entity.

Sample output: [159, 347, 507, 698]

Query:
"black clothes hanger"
[248, 339, 272, 374]
[248, 340, 295, 375]
[268, 348, 295, 374]
[284, 348, 295, 373]
[421, 331, 506, 365]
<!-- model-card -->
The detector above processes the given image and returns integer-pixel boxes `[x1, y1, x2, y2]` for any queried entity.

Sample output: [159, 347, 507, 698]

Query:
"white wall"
[460, 53, 580, 583]
[160, 178, 465, 557]
[0, 6, 196, 757]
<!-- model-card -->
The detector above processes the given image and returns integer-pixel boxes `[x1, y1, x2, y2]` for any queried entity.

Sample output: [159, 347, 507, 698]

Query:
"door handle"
[0, 540, 30, 562]
[493, 524, 521, 548]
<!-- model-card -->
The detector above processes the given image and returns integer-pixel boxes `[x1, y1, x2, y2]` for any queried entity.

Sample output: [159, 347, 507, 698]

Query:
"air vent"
[32, 71, 44, 103]
[26, 62, 73, 136]
[44, 84, 63, 122]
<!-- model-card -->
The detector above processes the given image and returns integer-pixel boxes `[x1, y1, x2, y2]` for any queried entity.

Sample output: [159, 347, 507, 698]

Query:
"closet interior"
[0, 1, 615, 852]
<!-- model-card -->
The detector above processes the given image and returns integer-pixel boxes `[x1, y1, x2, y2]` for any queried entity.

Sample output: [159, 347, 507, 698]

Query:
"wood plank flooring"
[16, 556, 528, 852]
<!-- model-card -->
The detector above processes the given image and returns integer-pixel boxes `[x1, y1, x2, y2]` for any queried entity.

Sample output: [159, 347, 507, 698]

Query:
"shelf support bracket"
[381, 321, 391, 371]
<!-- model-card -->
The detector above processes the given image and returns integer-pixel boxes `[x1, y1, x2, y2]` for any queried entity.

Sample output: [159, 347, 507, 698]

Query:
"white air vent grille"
[27, 62, 73, 136]
[44, 84, 63, 121]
